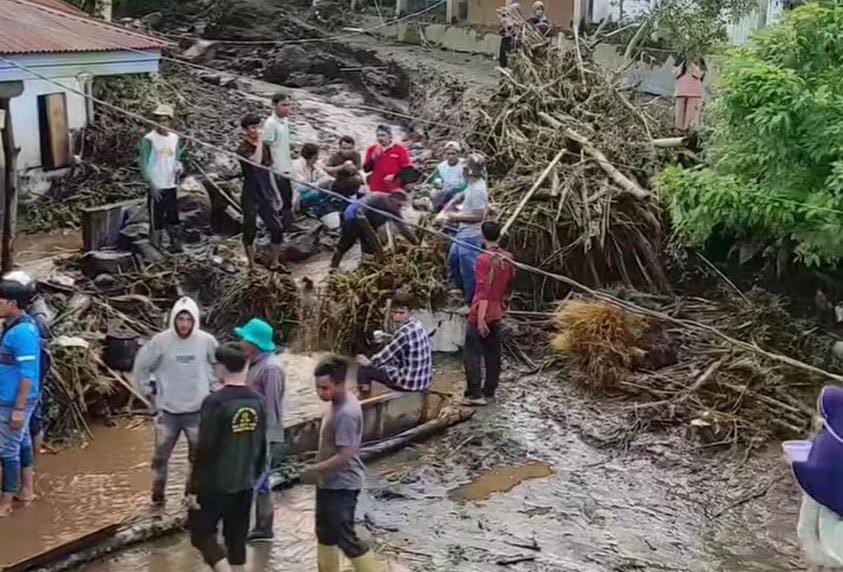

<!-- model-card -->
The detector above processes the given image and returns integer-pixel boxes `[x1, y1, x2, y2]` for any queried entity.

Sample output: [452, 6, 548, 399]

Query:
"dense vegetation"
[658, 3, 843, 268]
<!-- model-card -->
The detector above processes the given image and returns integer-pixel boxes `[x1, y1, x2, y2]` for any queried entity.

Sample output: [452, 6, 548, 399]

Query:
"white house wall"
[0, 49, 160, 197]
[589, 0, 655, 23]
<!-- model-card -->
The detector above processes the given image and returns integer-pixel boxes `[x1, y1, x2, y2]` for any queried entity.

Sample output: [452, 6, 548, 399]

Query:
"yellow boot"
[349, 550, 383, 572]
[318, 544, 341, 572]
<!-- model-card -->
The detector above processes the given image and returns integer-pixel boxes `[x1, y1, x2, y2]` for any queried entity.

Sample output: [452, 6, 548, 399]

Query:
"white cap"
[152, 103, 175, 118]
[444, 141, 462, 152]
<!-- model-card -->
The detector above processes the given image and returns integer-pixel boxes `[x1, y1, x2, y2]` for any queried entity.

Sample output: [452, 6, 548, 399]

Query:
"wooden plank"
[81, 199, 143, 251]
[2, 523, 120, 572]
[45, 93, 70, 169]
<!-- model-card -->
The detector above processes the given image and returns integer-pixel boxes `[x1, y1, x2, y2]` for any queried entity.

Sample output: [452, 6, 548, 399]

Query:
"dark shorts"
[336, 217, 379, 256]
[315, 488, 368, 558]
[148, 188, 179, 230]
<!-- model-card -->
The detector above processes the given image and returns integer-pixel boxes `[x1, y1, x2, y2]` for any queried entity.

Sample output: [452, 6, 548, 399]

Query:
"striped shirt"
[371, 318, 432, 392]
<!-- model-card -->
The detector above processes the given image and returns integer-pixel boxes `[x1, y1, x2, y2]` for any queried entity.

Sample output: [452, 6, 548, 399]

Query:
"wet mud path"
[66, 364, 806, 572]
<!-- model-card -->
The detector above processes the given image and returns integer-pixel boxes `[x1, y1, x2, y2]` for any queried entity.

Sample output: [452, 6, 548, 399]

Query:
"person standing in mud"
[238, 114, 285, 272]
[355, 290, 432, 396]
[439, 153, 490, 306]
[306, 354, 384, 572]
[363, 124, 412, 194]
[0, 272, 40, 517]
[234, 318, 285, 542]
[132, 297, 219, 505]
[138, 104, 184, 252]
[462, 221, 515, 406]
[188, 342, 267, 572]
[263, 92, 296, 233]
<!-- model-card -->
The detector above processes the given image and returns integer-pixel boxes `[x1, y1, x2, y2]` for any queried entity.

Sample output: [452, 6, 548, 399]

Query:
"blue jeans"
[0, 402, 35, 493]
[447, 234, 484, 304]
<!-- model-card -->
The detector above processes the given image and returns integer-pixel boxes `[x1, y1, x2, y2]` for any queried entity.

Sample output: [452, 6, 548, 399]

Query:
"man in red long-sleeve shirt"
[463, 220, 515, 406]
[363, 125, 412, 194]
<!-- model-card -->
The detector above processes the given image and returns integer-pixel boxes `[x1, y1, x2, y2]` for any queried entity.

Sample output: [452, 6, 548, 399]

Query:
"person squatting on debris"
[237, 114, 285, 272]
[234, 318, 285, 542]
[431, 141, 467, 214]
[294, 143, 343, 219]
[132, 296, 219, 505]
[463, 221, 515, 406]
[0, 272, 41, 518]
[305, 354, 384, 572]
[791, 385, 843, 569]
[528, 1, 551, 36]
[188, 342, 267, 572]
[263, 92, 296, 232]
[323, 135, 363, 199]
[330, 189, 417, 269]
[138, 104, 184, 252]
[439, 153, 490, 305]
[363, 124, 412, 194]
[355, 291, 432, 396]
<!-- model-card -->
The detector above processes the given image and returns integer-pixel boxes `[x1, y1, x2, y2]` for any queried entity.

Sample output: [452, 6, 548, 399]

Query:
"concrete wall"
[0, 50, 161, 198]
[589, 0, 654, 23]
[467, 0, 575, 29]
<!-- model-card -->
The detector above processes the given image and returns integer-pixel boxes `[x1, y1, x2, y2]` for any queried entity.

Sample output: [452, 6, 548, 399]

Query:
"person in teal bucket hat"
[235, 318, 285, 542]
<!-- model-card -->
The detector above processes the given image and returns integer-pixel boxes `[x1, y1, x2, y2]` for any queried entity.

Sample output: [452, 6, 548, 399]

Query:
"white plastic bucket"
[782, 440, 813, 463]
[320, 211, 341, 230]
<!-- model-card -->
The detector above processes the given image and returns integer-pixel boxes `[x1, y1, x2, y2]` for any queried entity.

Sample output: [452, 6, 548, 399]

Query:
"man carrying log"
[234, 318, 285, 542]
[188, 342, 267, 572]
[329, 189, 417, 269]
[304, 354, 384, 572]
[138, 104, 184, 252]
[0, 272, 40, 518]
[438, 153, 490, 306]
[463, 221, 515, 406]
[355, 290, 432, 397]
[133, 296, 219, 505]
[237, 114, 285, 272]
[263, 92, 296, 233]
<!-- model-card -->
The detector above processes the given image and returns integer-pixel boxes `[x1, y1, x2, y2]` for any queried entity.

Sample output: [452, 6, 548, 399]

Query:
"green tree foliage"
[658, 3, 843, 267]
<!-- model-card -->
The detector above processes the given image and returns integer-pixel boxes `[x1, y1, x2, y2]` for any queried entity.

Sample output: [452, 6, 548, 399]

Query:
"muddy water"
[448, 462, 554, 502]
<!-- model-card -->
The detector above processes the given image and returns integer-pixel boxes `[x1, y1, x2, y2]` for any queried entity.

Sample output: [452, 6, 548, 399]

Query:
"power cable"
[3, 54, 841, 382]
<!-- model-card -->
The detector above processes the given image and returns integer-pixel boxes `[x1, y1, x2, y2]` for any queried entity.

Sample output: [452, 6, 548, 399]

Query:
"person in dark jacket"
[188, 342, 267, 572]
[237, 114, 284, 272]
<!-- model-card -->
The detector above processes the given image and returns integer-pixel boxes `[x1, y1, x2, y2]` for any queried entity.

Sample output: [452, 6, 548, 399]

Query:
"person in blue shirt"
[0, 271, 40, 517]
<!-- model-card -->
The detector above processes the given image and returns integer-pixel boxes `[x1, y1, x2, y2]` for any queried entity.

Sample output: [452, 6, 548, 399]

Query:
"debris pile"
[317, 245, 447, 353]
[550, 291, 833, 444]
[38, 247, 299, 443]
[447, 40, 674, 292]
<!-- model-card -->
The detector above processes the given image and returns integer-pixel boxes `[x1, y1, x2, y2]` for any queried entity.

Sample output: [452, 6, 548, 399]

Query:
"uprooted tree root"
[550, 292, 832, 445]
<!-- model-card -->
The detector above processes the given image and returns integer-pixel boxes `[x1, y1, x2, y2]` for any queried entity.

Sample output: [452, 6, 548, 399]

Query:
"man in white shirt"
[138, 104, 183, 252]
[263, 93, 295, 234]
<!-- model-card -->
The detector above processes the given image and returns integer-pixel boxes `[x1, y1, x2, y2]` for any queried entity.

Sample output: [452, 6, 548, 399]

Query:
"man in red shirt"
[363, 125, 412, 193]
[463, 220, 515, 406]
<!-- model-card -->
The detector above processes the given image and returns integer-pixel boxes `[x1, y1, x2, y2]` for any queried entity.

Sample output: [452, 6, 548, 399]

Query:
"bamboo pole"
[501, 147, 567, 236]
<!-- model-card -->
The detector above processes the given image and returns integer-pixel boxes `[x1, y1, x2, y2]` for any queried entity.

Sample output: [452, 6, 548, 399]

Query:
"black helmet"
[0, 271, 35, 308]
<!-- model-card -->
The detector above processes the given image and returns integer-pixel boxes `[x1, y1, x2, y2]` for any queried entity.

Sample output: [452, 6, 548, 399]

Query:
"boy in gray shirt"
[308, 355, 382, 572]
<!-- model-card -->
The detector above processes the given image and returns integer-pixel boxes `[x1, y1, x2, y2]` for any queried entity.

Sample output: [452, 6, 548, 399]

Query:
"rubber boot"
[350, 551, 383, 572]
[167, 224, 183, 253]
[317, 544, 340, 572]
[247, 491, 274, 542]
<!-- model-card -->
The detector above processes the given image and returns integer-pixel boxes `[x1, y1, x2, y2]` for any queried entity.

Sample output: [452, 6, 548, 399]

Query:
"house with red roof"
[0, 0, 170, 198]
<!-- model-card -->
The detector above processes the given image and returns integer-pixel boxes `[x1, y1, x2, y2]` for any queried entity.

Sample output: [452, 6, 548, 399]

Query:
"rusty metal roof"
[0, 0, 171, 56]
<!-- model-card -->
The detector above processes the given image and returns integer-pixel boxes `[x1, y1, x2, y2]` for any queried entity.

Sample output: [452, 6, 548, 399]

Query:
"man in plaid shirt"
[355, 291, 432, 395]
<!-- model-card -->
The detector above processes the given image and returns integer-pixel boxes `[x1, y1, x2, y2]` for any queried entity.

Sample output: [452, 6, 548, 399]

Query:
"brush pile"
[459, 33, 673, 292]
[317, 245, 448, 353]
[550, 291, 833, 445]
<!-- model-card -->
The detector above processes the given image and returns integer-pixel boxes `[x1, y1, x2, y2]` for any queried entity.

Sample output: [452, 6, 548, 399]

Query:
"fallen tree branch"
[501, 147, 568, 236]
[562, 127, 649, 199]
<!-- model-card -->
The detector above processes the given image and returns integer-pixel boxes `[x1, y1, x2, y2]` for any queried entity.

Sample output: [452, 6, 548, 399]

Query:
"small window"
[37, 93, 70, 171]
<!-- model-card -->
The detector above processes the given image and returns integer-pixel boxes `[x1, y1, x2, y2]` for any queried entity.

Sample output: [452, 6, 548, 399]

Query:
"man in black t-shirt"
[188, 342, 267, 572]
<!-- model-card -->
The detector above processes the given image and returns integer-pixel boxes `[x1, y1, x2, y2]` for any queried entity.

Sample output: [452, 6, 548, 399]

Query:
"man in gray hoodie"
[133, 297, 219, 504]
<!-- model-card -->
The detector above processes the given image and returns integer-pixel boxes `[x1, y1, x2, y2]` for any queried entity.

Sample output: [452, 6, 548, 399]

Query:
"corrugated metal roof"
[0, 0, 171, 55]
[21, 0, 84, 14]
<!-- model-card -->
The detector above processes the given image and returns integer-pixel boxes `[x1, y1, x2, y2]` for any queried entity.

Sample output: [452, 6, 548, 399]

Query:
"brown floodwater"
[0, 353, 463, 570]
[448, 462, 554, 503]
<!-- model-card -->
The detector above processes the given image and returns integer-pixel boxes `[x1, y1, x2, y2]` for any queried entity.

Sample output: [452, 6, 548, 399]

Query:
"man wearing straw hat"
[138, 103, 184, 252]
[235, 318, 285, 542]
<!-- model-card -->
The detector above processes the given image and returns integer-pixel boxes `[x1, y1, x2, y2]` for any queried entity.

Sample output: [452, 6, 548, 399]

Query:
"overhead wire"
[3, 54, 842, 382]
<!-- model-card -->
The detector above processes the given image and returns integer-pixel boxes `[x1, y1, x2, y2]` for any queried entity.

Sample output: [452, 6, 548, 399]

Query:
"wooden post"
[0, 99, 18, 273]
[396, 0, 408, 16]
[446, 0, 456, 23]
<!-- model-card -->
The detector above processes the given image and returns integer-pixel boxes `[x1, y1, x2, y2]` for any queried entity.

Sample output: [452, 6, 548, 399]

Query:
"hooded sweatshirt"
[132, 297, 219, 414]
